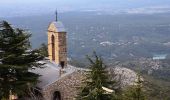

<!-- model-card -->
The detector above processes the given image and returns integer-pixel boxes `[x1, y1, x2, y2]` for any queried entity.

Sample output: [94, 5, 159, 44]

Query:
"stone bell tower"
[48, 11, 67, 68]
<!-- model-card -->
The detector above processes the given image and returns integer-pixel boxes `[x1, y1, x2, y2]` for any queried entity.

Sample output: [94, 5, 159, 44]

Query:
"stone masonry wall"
[42, 70, 85, 100]
[41, 67, 137, 100]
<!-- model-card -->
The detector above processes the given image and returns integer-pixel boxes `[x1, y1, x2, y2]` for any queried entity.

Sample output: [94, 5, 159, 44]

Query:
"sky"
[0, 0, 170, 17]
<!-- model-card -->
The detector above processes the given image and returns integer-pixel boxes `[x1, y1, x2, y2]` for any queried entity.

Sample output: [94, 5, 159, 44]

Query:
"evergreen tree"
[38, 43, 48, 57]
[77, 52, 116, 100]
[123, 73, 146, 100]
[0, 21, 44, 99]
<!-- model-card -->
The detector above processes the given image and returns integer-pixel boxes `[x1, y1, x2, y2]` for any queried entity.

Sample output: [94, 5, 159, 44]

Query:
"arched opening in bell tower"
[51, 35, 55, 61]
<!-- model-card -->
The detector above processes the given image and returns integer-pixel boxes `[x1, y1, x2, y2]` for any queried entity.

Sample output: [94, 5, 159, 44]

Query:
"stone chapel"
[31, 12, 85, 100]
[30, 11, 137, 100]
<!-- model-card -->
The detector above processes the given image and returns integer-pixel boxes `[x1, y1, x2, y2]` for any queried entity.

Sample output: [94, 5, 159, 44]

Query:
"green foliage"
[38, 43, 48, 57]
[0, 21, 44, 99]
[76, 52, 117, 100]
[122, 74, 146, 100]
[142, 74, 170, 100]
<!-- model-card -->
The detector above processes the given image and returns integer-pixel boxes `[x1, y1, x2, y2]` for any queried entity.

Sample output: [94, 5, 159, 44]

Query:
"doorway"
[60, 61, 65, 68]
[53, 91, 61, 100]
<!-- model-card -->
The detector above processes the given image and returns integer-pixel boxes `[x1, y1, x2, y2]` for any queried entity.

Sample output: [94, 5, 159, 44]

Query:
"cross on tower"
[55, 10, 58, 22]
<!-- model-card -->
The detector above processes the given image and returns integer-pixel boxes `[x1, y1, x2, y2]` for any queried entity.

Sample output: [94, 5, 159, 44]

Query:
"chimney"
[59, 67, 66, 76]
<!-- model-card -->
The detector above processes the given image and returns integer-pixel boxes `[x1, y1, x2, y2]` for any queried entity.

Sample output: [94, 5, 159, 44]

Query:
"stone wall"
[41, 67, 137, 100]
[42, 70, 85, 100]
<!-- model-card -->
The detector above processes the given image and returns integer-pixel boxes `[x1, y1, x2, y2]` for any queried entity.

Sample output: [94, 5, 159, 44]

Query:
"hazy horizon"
[0, 0, 170, 17]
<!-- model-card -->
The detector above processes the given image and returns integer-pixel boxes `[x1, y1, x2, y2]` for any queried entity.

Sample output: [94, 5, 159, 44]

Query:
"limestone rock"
[108, 67, 138, 87]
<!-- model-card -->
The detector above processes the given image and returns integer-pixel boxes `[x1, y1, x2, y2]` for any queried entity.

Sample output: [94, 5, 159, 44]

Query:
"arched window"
[51, 35, 55, 61]
[53, 91, 61, 100]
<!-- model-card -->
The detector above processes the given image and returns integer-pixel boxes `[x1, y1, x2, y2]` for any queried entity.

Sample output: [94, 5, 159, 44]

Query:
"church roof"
[49, 21, 66, 32]
[30, 60, 77, 88]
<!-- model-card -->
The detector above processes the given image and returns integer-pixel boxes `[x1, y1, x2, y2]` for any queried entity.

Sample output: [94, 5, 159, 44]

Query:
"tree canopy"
[0, 21, 44, 99]
[77, 52, 117, 100]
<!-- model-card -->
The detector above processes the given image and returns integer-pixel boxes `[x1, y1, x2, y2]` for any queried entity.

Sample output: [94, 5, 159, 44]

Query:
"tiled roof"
[52, 21, 66, 32]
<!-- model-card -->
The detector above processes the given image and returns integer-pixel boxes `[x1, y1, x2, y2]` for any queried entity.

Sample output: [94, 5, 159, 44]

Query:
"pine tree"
[0, 21, 44, 99]
[38, 43, 48, 57]
[123, 73, 146, 100]
[77, 52, 116, 100]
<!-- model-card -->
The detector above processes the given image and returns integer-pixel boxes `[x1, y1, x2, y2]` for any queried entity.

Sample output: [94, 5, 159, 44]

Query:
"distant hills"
[1, 12, 170, 60]
[1, 1, 170, 17]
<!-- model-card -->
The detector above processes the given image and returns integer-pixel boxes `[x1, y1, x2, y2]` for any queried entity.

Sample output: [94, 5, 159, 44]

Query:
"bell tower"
[48, 11, 67, 68]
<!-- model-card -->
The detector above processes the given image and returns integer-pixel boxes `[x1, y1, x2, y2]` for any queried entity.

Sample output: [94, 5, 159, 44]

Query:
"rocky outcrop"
[108, 67, 137, 87]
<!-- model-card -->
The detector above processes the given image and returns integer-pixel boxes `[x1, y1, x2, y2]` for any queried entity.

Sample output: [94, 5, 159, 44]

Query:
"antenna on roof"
[55, 9, 58, 22]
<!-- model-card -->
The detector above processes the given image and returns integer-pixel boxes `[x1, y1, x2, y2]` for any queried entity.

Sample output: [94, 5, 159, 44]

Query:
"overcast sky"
[0, 0, 170, 17]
